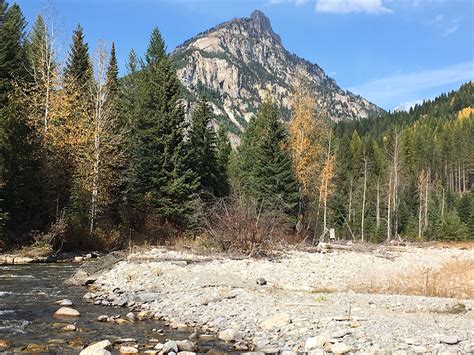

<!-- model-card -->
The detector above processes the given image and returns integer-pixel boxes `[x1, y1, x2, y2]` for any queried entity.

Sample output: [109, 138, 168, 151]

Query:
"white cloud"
[315, 0, 393, 14]
[394, 99, 425, 112]
[349, 61, 474, 107]
[434, 14, 443, 22]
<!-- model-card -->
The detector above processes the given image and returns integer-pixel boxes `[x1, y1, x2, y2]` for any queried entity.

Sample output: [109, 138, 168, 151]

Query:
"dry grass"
[433, 241, 474, 250]
[352, 259, 474, 299]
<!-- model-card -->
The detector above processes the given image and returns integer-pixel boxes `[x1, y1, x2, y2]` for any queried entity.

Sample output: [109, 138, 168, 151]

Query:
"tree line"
[0, 2, 472, 252]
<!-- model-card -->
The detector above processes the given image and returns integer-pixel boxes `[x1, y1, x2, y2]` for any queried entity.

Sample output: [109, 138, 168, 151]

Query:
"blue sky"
[16, 0, 474, 110]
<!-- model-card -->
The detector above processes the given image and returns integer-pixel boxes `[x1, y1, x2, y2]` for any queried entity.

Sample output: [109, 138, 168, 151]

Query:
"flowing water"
[0, 263, 228, 353]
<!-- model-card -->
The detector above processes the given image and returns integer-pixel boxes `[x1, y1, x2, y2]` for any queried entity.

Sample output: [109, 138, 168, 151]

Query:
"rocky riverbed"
[76, 244, 474, 354]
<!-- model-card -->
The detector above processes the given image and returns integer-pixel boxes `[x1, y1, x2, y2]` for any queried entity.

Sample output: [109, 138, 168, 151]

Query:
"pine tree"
[189, 97, 222, 197]
[238, 99, 299, 218]
[0, 2, 43, 238]
[129, 28, 199, 228]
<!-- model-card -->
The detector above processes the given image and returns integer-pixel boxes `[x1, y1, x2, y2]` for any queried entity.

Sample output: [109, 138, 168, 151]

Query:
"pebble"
[331, 342, 352, 354]
[62, 324, 76, 331]
[439, 336, 461, 345]
[260, 313, 291, 330]
[176, 340, 196, 352]
[305, 336, 329, 350]
[56, 299, 73, 306]
[119, 346, 138, 354]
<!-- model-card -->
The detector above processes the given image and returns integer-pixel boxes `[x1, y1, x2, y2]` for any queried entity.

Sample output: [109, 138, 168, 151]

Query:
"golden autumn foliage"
[289, 81, 326, 197]
[457, 107, 473, 121]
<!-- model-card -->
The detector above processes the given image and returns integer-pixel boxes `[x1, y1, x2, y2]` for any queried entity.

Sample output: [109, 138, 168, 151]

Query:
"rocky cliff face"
[171, 10, 384, 138]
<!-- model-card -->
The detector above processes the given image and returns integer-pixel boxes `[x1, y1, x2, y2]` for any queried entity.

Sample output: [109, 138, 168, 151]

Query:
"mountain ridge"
[171, 10, 384, 138]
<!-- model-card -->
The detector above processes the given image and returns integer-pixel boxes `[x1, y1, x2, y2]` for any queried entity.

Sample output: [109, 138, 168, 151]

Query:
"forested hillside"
[331, 82, 474, 241]
[0, 1, 472, 254]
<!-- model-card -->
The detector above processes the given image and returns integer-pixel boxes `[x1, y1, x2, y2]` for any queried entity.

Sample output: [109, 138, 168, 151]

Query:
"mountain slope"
[171, 10, 384, 136]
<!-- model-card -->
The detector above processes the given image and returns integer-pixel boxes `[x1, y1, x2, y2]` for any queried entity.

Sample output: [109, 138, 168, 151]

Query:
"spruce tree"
[0, 2, 43, 238]
[104, 43, 128, 225]
[189, 97, 222, 197]
[238, 99, 299, 217]
[64, 24, 93, 89]
[129, 28, 198, 227]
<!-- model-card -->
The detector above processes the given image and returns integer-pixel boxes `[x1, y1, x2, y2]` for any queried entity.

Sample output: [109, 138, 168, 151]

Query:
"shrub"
[435, 212, 468, 241]
[203, 196, 292, 256]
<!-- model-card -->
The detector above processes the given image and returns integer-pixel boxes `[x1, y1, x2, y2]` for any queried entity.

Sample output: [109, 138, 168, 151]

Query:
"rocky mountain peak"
[171, 11, 384, 144]
[249, 10, 274, 35]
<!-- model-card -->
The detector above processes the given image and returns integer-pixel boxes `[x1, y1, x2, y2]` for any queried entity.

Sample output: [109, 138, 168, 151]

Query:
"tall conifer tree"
[130, 28, 198, 227]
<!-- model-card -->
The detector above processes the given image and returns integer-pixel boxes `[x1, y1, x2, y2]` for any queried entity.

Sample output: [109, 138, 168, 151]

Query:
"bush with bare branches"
[204, 196, 292, 256]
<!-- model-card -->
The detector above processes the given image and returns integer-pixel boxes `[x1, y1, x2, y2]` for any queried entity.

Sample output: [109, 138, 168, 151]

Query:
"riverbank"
[78, 244, 474, 354]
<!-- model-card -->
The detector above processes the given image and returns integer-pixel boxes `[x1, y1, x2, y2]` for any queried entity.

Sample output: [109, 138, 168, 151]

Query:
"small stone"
[218, 329, 243, 342]
[439, 336, 461, 345]
[79, 340, 112, 355]
[256, 278, 267, 286]
[162, 340, 178, 353]
[54, 307, 80, 317]
[176, 340, 196, 352]
[144, 351, 158, 355]
[412, 346, 427, 353]
[119, 346, 138, 354]
[136, 311, 150, 320]
[25, 344, 50, 352]
[117, 338, 137, 344]
[74, 256, 84, 262]
[170, 321, 187, 329]
[56, 299, 73, 306]
[177, 352, 196, 355]
[115, 318, 128, 325]
[136, 292, 160, 303]
[332, 329, 351, 339]
[97, 315, 109, 322]
[154, 343, 164, 351]
[260, 313, 291, 330]
[126, 312, 135, 321]
[62, 324, 76, 331]
[331, 343, 351, 354]
[305, 336, 329, 350]
[0, 339, 9, 349]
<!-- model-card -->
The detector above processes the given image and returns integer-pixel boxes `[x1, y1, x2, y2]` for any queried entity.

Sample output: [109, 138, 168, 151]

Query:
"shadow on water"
[0, 263, 230, 354]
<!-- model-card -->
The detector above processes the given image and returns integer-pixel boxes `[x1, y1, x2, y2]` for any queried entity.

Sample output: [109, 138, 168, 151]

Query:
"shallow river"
[0, 263, 228, 353]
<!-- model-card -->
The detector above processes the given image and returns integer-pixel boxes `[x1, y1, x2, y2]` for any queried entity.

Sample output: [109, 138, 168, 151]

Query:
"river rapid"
[0, 263, 227, 353]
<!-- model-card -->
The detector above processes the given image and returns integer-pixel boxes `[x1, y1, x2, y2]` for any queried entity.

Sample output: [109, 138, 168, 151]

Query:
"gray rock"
[54, 307, 80, 317]
[260, 313, 291, 330]
[162, 340, 178, 353]
[439, 336, 461, 345]
[176, 340, 196, 352]
[305, 336, 329, 350]
[56, 299, 73, 306]
[331, 343, 352, 354]
[79, 340, 112, 355]
[332, 329, 351, 339]
[97, 315, 109, 322]
[218, 329, 243, 342]
[136, 292, 160, 303]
